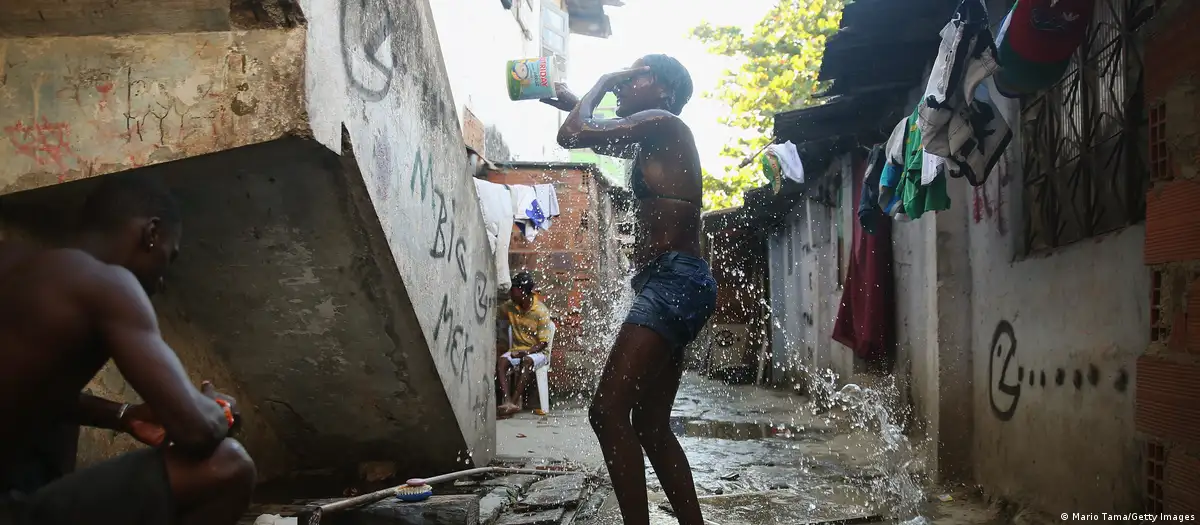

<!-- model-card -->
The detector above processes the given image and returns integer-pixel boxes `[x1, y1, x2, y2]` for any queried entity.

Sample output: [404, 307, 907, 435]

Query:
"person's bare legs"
[497, 354, 517, 414]
[510, 355, 537, 409]
[633, 354, 703, 525]
[589, 324, 674, 525]
[165, 437, 257, 525]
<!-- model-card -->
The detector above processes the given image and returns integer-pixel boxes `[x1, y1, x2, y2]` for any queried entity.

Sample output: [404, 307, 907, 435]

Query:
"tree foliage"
[692, 0, 844, 210]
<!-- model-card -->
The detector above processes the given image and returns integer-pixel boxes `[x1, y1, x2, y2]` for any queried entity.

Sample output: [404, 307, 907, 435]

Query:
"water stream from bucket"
[568, 258, 930, 522]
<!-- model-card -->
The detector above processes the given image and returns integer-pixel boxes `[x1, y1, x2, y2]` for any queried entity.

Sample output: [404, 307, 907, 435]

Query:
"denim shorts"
[625, 251, 718, 351]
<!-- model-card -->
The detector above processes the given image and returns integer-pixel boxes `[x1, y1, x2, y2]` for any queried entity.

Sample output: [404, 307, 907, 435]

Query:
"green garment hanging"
[897, 105, 950, 220]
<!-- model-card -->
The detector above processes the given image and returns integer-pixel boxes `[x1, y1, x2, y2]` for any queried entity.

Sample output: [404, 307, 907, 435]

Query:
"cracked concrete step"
[518, 474, 589, 510]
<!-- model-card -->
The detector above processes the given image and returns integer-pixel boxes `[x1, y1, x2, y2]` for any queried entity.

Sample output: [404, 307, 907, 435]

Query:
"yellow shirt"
[499, 298, 552, 352]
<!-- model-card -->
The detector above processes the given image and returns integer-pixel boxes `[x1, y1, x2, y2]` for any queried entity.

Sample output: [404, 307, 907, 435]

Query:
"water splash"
[767, 299, 928, 521]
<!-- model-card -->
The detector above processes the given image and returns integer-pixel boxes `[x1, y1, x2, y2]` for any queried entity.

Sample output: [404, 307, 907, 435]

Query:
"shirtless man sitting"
[0, 173, 255, 525]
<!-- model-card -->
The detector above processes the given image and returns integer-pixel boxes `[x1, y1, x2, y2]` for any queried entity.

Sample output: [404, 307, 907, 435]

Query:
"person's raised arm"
[556, 68, 679, 151]
[542, 83, 636, 159]
[85, 266, 230, 458]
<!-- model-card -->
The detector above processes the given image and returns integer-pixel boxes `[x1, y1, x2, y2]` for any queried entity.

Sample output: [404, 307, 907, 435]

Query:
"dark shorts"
[625, 251, 718, 351]
[1, 448, 173, 525]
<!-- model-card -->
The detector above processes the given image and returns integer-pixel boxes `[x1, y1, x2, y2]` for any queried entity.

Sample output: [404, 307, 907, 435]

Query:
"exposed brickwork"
[1166, 448, 1200, 514]
[1189, 278, 1200, 354]
[1135, 355, 1200, 451]
[485, 165, 623, 392]
[1144, 2, 1200, 101]
[1145, 180, 1200, 264]
[1141, 2, 1200, 514]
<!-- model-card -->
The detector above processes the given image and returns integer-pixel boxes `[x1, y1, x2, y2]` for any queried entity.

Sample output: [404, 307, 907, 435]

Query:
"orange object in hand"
[215, 398, 235, 429]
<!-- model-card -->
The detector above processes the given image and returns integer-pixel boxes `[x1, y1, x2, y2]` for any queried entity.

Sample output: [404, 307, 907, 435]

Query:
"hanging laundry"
[765, 141, 805, 185]
[859, 144, 887, 235]
[834, 156, 896, 363]
[532, 183, 561, 231]
[884, 118, 907, 165]
[898, 107, 951, 220]
[878, 117, 908, 217]
[473, 179, 516, 290]
[917, 0, 1012, 187]
[994, 0, 1094, 97]
[509, 184, 547, 242]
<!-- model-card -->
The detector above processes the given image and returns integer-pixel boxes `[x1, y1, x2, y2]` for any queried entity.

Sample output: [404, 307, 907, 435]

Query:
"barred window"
[1020, 0, 1151, 254]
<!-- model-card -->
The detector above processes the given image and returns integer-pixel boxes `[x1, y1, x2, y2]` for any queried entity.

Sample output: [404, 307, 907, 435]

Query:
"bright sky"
[567, 0, 776, 175]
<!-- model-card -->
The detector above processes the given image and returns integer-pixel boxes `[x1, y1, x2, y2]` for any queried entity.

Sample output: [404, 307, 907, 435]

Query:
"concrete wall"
[767, 161, 857, 390]
[0, 29, 307, 195]
[428, 0, 565, 161]
[300, 0, 498, 465]
[967, 164, 1146, 512]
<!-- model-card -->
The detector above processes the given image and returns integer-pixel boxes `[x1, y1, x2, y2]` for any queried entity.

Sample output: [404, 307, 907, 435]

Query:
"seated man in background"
[496, 272, 552, 418]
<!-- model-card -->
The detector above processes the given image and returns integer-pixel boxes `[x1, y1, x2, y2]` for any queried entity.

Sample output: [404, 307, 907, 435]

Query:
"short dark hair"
[511, 271, 536, 293]
[642, 54, 693, 115]
[80, 172, 181, 233]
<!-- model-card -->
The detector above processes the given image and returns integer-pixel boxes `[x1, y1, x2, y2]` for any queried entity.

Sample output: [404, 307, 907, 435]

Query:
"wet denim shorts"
[625, 251, 718, 351]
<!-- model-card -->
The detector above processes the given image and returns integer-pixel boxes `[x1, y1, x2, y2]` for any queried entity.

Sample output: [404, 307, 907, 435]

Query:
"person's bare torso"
[0, 242, 110, 450]
[628, 125, 704, 268]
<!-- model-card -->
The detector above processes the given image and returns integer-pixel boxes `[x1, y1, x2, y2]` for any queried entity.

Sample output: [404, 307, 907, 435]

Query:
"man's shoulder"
[531, 300, 552, 319]
[22, 249, 141, 301]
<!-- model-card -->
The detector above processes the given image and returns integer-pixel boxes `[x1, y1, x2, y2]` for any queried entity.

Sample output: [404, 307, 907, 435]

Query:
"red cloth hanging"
[832, 156, 896, 362]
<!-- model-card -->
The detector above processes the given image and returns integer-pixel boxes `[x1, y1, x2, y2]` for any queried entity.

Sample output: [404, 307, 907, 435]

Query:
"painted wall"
[428, 0, 565, 161]
[0, 30, 307, 196]
[300, 0, 498, 465]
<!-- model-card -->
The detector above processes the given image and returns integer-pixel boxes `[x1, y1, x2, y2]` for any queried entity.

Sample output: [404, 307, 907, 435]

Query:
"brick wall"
[485, 164, 622, 393]
[1137, 0, 1200, 514]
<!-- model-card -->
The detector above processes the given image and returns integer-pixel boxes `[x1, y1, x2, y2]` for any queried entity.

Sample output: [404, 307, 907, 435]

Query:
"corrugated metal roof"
[817, 0, 955, 97]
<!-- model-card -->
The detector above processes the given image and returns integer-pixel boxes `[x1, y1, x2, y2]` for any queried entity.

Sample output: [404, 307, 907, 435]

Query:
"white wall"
[767, 160, 856, 389]
[967, 145, 1147, 512]
[301, 0, 499, 465]
[890, 70, 1147, 510]
[429, 0, 566, 161]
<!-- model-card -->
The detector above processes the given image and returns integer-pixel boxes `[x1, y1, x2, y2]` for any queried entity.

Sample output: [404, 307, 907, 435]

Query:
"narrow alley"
[1, 0, 1198, 523]
[488, 373, 1008, 525]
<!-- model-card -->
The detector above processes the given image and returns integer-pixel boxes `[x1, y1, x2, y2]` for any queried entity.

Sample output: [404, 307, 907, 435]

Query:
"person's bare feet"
[498, 403, 520, 417]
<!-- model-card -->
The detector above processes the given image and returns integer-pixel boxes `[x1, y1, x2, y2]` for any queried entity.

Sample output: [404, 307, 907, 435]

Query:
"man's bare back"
[0, 174, 255, 525]
[0, 245, 129, 446]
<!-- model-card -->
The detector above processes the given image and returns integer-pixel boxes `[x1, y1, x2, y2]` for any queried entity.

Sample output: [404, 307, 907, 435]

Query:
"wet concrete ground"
[498, 373, 1005, 525]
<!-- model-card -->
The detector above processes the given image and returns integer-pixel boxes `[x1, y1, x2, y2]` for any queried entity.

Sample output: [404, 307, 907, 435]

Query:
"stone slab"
[481, 474, 541, 493]
[479, 487, 516, 525]
[496, 508, 565, 525]
[520, 475, 587, 509]
[321, 495, 480, 525]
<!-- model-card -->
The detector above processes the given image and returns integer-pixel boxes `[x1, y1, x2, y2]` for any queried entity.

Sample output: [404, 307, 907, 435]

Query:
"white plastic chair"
[507, 321, 556, 415]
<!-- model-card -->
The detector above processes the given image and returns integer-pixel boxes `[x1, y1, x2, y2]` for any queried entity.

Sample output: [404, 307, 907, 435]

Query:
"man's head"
[509, 271, 536, 308]
[614, 54, 693, 117]
[79, 173, 181, 296]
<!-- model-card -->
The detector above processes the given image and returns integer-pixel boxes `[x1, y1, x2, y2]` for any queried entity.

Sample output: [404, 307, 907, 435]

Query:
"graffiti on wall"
[387, 143, 493, 433]
[988, 320, 1131, 421]
[4, 118, 77, 177]
[972, 173, 1008, 236]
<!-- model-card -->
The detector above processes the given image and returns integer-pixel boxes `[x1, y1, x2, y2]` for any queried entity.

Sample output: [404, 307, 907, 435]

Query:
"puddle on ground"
[669, 416, 832, 442]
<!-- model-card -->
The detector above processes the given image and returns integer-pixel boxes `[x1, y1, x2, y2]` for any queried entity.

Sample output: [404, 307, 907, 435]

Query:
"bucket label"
[508, 58, 555, 101]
